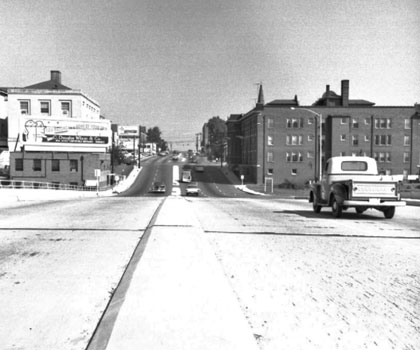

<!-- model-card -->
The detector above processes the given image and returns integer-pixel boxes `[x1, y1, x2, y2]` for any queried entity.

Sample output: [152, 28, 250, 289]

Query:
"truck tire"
[312, 195, 322, 213]
[355, 207, 366, 214]
[331, 195, 343, 218]
[383, 206, 395, 219]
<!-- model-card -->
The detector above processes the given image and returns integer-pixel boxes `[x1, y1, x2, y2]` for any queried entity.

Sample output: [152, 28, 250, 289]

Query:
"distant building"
[201, 122, 209, 154]
[3, 71, 112, 186]
[227, 81, 420, 187]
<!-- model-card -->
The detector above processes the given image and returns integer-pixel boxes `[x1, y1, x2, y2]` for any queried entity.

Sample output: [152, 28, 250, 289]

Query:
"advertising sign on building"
[21, 117, 111, 152]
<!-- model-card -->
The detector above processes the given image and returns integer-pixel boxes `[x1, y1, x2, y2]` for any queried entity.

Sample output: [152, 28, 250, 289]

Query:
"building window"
[404, 135, 410, 146]
[267, 151, 274, 163]
[374, 134, 392, 146]
[40, 101, 50, 115]
[375, 118, 392, 129]
[286, 135, 302, 145]
[341, 118, 347, 124]
[403, 152, 410, 163]
[61, 101, 71, 116]
[291, 169, 297, 176]
[286, 118, 303, 128]
[20, 100, 30, 115]
[340, 134, 347, 141]
[308, 117, 314, 125]
[340, 152, 346, 156]
[352, 118, 359, 128]
[267, 168, 273, 175]
[352, 135, 359, 146]
[33, 159, 41, 171]
[287, 152, 303, 162]
[267, 135, 273, 146]
[308, 134, 314, 142]
[267, 118, 274, 128]
[364, 135, 370, 142]
[15, 158, 23, 171]
[70, 159, 78, 172]
[404, 119, 411, 129]
[307, 151, 314, 158]
[52, 159, 60, 172]
[364, 118, 371, 125]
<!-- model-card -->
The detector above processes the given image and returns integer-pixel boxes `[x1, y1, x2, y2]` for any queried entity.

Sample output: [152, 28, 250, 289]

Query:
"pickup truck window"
[341, 161, 368, 171]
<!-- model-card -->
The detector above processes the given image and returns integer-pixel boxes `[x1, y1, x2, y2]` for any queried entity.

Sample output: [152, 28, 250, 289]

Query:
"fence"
[0, 179, 111, 192]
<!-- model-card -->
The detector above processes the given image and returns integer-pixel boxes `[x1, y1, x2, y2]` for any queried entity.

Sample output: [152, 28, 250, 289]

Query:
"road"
[0, 156, 419, 350]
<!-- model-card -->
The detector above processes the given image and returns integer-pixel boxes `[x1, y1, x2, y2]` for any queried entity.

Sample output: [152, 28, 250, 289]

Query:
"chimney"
[341, 80, 349, 107]
[326, 85, 330, 93]
[50, 70, 62, 84]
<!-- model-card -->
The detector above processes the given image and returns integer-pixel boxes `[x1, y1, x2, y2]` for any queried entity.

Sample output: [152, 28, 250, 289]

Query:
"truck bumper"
[343, 199, 406, 207]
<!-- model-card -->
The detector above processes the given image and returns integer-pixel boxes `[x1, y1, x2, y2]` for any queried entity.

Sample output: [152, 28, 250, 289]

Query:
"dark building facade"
[227, 80, 420, 187]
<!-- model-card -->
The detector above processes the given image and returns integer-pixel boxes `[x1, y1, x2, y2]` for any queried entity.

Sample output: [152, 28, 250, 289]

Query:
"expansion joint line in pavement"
[204, 230, 420, 240]
[85, 197, 167, 350]
[151, 224, 194, 228]
[0, 228, 144, 232]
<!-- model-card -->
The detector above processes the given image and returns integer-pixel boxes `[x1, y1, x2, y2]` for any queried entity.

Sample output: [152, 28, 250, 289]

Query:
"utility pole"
[138, 125, 141, 167]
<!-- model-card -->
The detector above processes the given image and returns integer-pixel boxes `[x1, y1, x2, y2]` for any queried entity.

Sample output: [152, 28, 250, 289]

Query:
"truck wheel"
[383, 206, 395, 219]
[331, 196, 343, 218]
[312, 195, 322, 213]
[355, 207, 366, 214]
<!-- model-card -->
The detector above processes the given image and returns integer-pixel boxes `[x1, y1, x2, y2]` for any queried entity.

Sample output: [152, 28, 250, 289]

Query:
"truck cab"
[182, 170, 192, 183]
[310, 156, 405, 218]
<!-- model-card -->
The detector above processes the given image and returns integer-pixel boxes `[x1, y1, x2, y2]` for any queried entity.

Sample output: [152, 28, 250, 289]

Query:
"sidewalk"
[94, 197, 259, 350]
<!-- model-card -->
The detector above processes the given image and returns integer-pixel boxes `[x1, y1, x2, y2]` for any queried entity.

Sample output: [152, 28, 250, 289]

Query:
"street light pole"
[291, 107, 323, 180]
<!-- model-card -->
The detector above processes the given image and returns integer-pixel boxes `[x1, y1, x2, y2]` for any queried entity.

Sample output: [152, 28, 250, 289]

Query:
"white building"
[4, 71, 112, 186]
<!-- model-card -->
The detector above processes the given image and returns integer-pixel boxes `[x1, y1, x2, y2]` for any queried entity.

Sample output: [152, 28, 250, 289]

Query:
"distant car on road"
[186, 182, 200, 196]
[150, 182, 166, 194]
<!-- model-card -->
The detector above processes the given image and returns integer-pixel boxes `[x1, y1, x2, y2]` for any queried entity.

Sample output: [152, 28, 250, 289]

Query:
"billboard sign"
[21, 117, 111, 151]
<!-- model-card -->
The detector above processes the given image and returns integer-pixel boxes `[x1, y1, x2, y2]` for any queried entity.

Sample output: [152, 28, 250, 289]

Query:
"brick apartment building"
[1, 71, 112, 186]
[226, 80, 420, 187]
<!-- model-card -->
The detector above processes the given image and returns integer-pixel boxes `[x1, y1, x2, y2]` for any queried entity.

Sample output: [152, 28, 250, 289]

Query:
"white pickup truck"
[309, 156, 406, 219]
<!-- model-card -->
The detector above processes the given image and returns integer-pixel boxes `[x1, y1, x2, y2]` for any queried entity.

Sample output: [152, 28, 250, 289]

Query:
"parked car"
[150, 182, 166, 194]
[186, 182, 200, 196]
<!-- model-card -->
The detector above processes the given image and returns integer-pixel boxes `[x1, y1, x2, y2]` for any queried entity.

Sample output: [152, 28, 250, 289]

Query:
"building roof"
[348, 99, 376, 106]
[227, 114, 243, 122]
[265, 99, 299, 107]
[25, 80, 71, 90]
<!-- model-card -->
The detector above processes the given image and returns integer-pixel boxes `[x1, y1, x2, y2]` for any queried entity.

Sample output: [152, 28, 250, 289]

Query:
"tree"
[111, 144, 127, 165]
[146, 126, 167, 151]
[146, 126, 162, 143]
[207, 116, 227, 158]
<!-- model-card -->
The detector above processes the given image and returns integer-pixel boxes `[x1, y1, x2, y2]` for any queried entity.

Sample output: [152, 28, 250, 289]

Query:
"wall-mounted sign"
[21, 117, 111, 150]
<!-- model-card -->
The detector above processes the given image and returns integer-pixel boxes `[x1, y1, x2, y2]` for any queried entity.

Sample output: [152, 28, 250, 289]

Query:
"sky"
[0, 0, 419, 144]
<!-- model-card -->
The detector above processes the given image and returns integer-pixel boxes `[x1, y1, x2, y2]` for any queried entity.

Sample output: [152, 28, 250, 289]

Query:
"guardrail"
[0, 179, 111, 192]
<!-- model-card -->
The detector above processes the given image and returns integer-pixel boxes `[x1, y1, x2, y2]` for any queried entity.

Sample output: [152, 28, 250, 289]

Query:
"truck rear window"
[341, 161, 368, 171]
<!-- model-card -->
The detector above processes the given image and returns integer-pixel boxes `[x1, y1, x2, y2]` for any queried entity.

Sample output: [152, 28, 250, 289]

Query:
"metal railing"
[0, 179, 111, 192]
